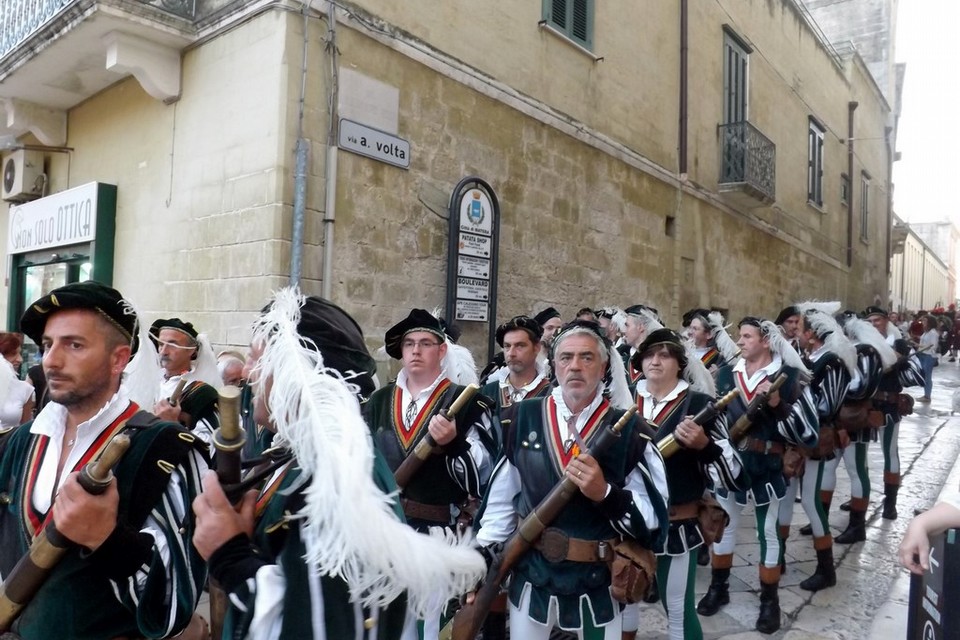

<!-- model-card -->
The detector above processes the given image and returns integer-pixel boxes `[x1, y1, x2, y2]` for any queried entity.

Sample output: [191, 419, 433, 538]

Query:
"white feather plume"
[707, 311, 739, 364]
[250, 288, 485, 614]
[887, 322, 902, 340]
[796, 301, 842, 317]
[797, 304, 858, 377]
[844, 318, 898, 371]
[681, 339, 717, 396]
[610, 307, 628, 332]
[121, 299, 162, 410]
[637, 307, 664, 332]
[442, 341, 479, 385]
[605, 346, 634, 409]
[760, 320, 810, 375]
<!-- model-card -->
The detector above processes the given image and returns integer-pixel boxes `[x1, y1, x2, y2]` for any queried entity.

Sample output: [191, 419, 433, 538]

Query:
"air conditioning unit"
[2, 150, 44, 203]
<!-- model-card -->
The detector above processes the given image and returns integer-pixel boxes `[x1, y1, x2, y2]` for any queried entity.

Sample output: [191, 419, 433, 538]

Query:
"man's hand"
[756, 380, 781, 407]
[53, 472, 119, 550]
[566, 454, 607, 502]
[675, 417, 709, 450]
[192, 471, 257, 561]
[428, 413, 457, 446]
[153, 399, 180, 423]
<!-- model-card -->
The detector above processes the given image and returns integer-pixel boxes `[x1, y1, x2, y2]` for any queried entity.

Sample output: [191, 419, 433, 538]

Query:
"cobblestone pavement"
[624, 358, 960, 640]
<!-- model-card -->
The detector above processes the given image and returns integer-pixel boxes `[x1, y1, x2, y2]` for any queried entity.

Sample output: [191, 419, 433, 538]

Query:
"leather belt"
[668, 501, 700, 521]
[535, 527, 617, 563]
[400, 498, 450, 523]
[739, 437, 785, 455]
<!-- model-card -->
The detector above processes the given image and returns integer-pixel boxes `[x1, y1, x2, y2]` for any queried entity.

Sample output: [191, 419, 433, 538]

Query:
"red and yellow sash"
[637, 390, 687, 429]
[23, 402, 139, 541]
[545, 396, 611, 475]
[735, 370, 771, 405]
[256, 462, 293, 519]
[393, 379, 453, 451]
[627, 361, 643, 383]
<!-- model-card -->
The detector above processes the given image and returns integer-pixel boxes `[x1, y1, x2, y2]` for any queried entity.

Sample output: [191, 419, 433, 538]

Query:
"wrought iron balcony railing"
[1, 0, 196, 61]
[718, 121, 776, 204]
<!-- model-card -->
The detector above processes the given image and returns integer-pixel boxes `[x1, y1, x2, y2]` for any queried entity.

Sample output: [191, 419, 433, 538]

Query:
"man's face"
[641, 345, 681, 385]
[737, 324, 769, 361]
[688, 318, 711, 347]
[42, 309, 129, 410]
[220, 360, 245, 387]
[554, 333, 605, 406]
[780, 314, 801, 339]
[502, 329, 539, 377]
[798, 322, 815, 350]
[624, 316, 646, 347]
[243, 341, 273, 430]
[157, 328, 196, 376]
[889, 312, 900, 324]
[541, 317, 563, 347]
[868, 314, 888, 335]
[401, 331, 446, 378]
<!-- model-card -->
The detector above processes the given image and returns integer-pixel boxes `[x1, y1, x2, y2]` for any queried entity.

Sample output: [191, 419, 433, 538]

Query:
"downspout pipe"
[679, 0, 688, 176]
[321, 1, 339, 300]
[290, 4, 311, 286]
[846, 101, 858, 268]
[885, 126, 893, 277]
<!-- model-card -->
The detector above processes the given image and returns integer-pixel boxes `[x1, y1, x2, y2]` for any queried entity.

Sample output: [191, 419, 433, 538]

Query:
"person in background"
[0, 332, 35, 431]
[916, 315, 939, 403]
[217, 350, 246, 387]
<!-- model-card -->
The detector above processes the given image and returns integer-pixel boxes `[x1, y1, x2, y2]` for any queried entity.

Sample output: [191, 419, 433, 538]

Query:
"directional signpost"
[445, 177, 500, 361]
[908, 528, 960, 640]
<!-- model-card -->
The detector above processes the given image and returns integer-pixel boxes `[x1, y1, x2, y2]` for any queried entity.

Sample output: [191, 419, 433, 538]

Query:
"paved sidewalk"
[628, 359, 960, 639]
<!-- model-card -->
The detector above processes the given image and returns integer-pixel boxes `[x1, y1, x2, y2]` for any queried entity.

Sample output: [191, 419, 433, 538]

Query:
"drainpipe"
[679, 0, 688, 176]
[885, 126, 893, 277]
[846, 101, 858, 268]
[290, 5, 311, 286]
[320, 1, 339, 300]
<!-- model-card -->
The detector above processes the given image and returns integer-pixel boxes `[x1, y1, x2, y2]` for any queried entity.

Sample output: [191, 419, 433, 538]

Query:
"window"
[840, 173, 850, 206]
[807, 118, 825, 207]
[860, 172, 871, 240]
[723, 30, 750, 124]
[543, 0, 593, 50]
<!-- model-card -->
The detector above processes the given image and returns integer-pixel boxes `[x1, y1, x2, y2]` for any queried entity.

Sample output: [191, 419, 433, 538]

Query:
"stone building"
[0, 0, 898, 361]
[890, 217, 952, 312]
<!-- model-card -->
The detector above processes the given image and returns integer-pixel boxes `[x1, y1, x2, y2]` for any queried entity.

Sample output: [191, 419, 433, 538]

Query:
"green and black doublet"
[715, 363, 816, 506]
[502, 396, 667, 629]
[364, 380, 495, 528]
[213, 455, 409, 640]
[480, 376, 551, 453]
[0, 406, 208, 639]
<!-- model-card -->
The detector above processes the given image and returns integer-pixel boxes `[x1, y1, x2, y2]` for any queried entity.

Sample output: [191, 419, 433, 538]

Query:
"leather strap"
[739, 437, 785, 455]
[400, 498, 450, 523]
[535, 527, 617, 563]
[668, 501, 700, 521]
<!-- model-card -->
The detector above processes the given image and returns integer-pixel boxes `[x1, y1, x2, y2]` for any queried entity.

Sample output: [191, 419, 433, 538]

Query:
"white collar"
[807, 344, 827, 362]
[396, 368, 447, 399]
[500, 372, 546, 393]
[636, 378, 688, 402]
[733, 354, 783, 385]
[31, 386, 131, 440]
[551, 384, 604, 428]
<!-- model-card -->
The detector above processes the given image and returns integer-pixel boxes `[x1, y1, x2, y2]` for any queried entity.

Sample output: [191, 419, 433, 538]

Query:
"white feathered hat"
[796, 301, 858, 376]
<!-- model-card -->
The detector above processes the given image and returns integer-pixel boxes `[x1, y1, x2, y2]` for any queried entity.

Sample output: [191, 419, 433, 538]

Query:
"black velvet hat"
[632, 328, 688, 372]
[20, 281, 140, 353]
[533, 307, 561, 326]
[624, 304, 660, 319]
[384, 309, 446, 360]
[681, 308, 711, 328]
[149, 318, 199, 347]
[495, 315, 543, 347]
[862, 305, 888, 319]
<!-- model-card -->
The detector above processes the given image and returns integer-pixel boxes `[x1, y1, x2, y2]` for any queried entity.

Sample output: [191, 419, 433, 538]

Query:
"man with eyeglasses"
[364, 309, 496, 640]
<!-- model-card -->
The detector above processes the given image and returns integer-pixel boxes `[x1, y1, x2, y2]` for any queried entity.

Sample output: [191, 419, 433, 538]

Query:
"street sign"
[338, 118, 410, 169]
[456, 299, 488, 322]
[908, 528, 960, 640]
[459, 232, 492, 258]
[458, 255, 490, 279]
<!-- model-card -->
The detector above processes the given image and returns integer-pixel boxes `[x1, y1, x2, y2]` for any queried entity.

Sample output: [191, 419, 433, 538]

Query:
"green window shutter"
[550, 0, 567, 29]
[543, 0, 593, 50]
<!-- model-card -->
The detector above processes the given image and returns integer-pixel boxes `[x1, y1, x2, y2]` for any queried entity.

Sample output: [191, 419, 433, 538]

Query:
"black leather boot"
[697, 544, 710, 566]
[835, 508, 866, 544]
[481, 611, 506, 640]
[799, 546, 837, 591]
[883, 483, 899, 520]
[755, 581, 781, 634]
[799, 523, 813, 535]
[696, 568, 730, 616]
[839, 499, 852, 511]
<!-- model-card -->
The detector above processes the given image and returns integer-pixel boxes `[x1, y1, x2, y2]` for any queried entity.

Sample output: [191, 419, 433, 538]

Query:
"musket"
[450, 405, 638, 640]
[208, 386, 246, 640]
[657, 389, 739, 459]
[394, 383, 480, 489]
[168, 379, 188, 407]
[728, 372, 789, 445]
[0, 433, 131, 631]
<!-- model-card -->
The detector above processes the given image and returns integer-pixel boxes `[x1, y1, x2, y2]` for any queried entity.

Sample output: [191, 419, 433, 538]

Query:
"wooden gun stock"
[0, 433, 131, 631]
[394, 383, 479, 489]
[729, 373, 788, 444]
[657, 389, 740, 459]
[451, 406, 638, 640]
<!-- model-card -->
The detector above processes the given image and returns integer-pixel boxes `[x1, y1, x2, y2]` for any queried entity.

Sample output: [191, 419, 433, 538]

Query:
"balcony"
[718, 121, 776, 207]
[0, 0, 200, 145]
